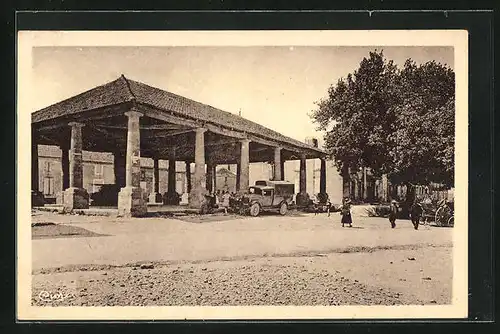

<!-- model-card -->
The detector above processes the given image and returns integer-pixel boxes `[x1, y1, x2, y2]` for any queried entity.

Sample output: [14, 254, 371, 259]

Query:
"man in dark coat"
[389, 200, 398, 228]
[409, 199, 423, 230]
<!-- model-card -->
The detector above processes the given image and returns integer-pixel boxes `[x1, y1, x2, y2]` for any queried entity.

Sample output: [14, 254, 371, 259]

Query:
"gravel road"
[32, 245, 451, 307]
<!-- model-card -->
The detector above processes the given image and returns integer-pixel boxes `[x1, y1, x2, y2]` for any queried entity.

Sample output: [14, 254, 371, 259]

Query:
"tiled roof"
[32, 77, 135, 123]
[32, 75, 324, 153]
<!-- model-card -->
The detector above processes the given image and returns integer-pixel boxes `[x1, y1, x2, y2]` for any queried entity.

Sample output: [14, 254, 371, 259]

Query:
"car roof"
[250, 185, 274, 190]
[266, 180, 294, 185]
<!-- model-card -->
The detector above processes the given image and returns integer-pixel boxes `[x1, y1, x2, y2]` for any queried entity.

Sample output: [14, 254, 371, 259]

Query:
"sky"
[31, 46, 453, 145]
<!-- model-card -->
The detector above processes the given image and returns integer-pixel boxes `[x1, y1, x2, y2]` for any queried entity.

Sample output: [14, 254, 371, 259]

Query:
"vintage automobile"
[240, 180, 295, 217]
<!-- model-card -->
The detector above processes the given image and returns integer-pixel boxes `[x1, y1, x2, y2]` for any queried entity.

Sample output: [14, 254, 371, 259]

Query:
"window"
[94, 164, 104, 177]
[43, 177, 54, 195]
[43, 161, 52, 177]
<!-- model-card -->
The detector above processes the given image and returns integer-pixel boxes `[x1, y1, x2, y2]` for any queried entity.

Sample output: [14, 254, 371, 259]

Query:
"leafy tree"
[311, 51, 455, 200]
[311, 51, 399, 178]
[388, 60, 455, 189]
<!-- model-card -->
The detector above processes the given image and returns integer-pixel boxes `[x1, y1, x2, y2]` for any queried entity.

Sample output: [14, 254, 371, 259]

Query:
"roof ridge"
[119, 74, 137, 101]
[127, 78, 323, 152]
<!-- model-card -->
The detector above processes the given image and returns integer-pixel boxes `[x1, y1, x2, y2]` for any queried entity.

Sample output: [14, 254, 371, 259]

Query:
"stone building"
[31, 75, 329, 216]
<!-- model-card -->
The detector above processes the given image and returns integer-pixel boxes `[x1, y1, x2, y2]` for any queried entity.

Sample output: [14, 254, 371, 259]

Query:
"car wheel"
[279, 202, 288, 216]
[249, 203, 260, 217]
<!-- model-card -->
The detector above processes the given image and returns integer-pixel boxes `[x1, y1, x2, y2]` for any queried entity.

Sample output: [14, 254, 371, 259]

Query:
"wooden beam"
[143, 129, 194, 138]
[92, 123, 187, 131]
[140, 103, 247, 139]
[139, 103, 326, 158]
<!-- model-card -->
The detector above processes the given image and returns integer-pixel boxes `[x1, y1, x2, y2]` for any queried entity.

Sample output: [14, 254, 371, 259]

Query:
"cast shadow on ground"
[32, 222, 110, 240]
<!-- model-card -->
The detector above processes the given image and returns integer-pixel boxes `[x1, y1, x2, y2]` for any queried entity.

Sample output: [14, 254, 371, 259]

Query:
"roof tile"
[32, 76, 323, 152]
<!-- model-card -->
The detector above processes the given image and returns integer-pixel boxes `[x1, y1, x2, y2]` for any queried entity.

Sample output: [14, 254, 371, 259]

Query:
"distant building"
[38, 140, 346, 205]
[38, 145, 188, 204]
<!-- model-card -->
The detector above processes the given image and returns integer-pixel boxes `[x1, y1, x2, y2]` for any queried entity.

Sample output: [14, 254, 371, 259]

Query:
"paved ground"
[31, 209, 453, 306]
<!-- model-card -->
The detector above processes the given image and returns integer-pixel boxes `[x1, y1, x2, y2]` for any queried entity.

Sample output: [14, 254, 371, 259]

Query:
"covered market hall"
[31, 75, 328, 216]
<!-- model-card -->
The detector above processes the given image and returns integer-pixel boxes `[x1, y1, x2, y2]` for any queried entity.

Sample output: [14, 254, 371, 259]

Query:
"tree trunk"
[403, 182, 416, 219]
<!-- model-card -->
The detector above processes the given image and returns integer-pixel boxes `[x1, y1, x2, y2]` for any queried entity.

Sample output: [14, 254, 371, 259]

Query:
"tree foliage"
[311, 51, 455, 188]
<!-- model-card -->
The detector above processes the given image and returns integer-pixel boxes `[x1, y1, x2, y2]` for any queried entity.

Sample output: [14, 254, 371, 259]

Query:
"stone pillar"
[148, 158, 162, 203]
[238, 139, 251, 193]
[320, 158, 327, 194]
[273, 147, 282, 181]
[206, 162, 214, 193]
[280, 157, 285, 182]
[212, 164, 217, 192]
[185, 161, 192, 193]
[64, 122, 89, 210]
[189, 128, 207, 208]
[299, 154, 307, 194]
[163, 150, 179, 205]
[56, 143, 70, 205]
[118, 109, 147, 217]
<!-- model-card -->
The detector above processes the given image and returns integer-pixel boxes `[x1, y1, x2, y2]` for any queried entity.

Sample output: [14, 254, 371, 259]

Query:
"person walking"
[409, 199, 423, 230]
[340, 197, 353, 228]
[326, 198, 332, 217]
[388, 200, 398, 228]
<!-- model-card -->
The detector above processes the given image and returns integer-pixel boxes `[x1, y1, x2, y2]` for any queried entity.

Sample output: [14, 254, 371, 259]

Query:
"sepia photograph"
[17, 30, 468, 320]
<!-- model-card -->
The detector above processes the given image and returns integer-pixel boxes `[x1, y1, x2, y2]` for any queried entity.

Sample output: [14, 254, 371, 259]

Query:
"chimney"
[305, 137, 319, 148]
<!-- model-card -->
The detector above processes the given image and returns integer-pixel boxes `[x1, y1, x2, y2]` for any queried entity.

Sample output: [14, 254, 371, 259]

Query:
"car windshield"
[248, 187, 262, 195]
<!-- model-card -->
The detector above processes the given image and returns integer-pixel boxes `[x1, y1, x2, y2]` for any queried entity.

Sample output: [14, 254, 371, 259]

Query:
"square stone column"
[189, 128, 207, 208]
[56, 142, 70, 205]
[320, 158, 327, 194]
[164, 150, 179, 205]
[148, 158, 162, 203]
[238, 139, 251, 194]
[299, 154, 307, 194]
[64, 122, 89, 210]
[118, 109, 147, 217]
[273, 147, 282, 181]
[206, 162, 214, 193]
[280, 157, 285, 182]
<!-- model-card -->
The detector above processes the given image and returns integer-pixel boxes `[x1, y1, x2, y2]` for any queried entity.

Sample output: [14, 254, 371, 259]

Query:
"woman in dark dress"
[340, 198, 353, 227]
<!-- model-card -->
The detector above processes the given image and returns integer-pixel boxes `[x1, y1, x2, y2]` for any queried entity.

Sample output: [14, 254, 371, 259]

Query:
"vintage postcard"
[17, 30, 468, 320]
